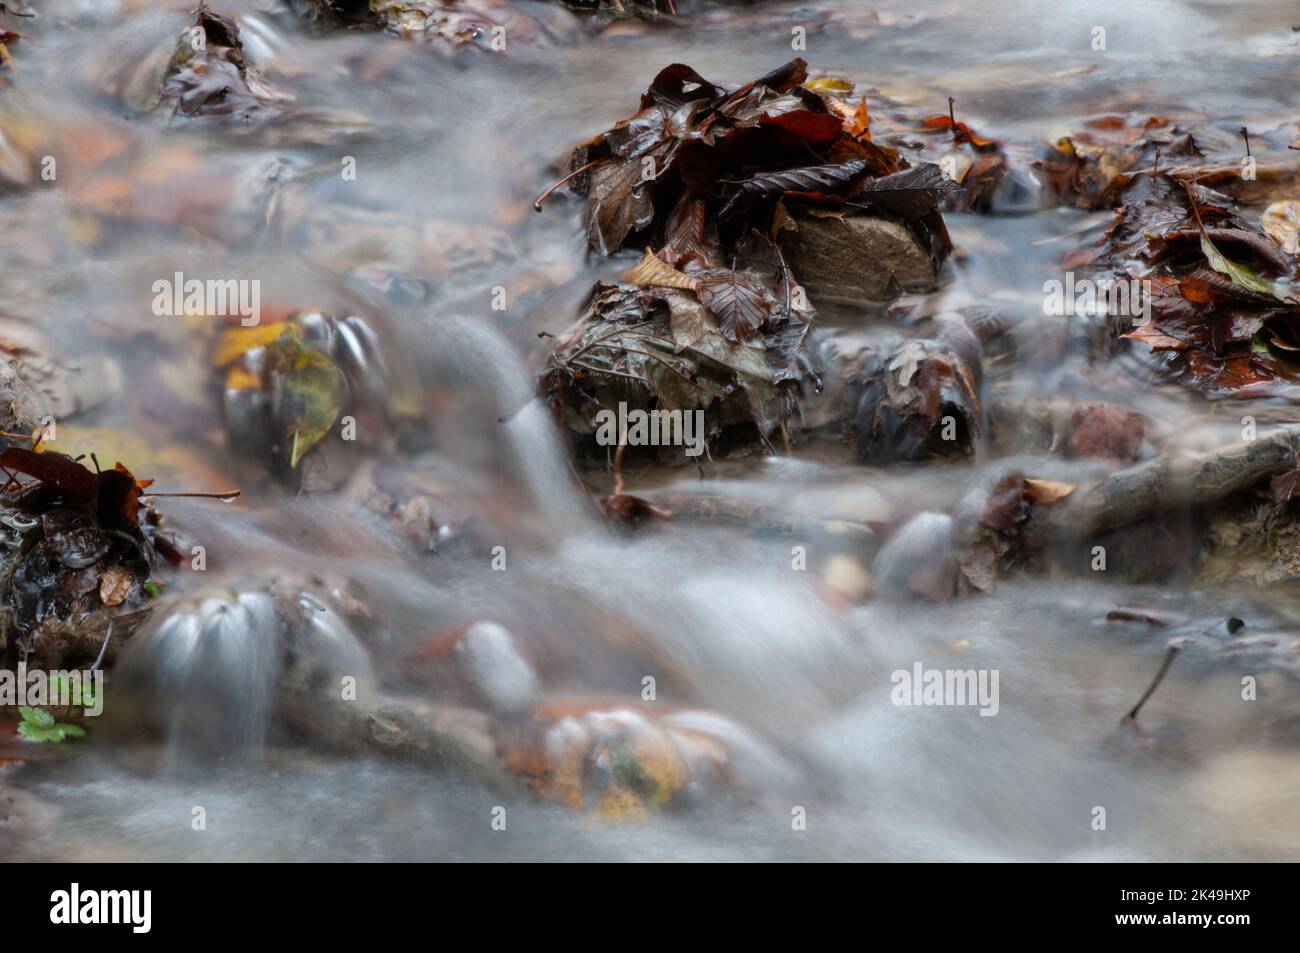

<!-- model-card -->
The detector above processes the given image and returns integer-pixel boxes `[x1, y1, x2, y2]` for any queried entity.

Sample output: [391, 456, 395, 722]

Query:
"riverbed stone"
[778, 213, 939, 304]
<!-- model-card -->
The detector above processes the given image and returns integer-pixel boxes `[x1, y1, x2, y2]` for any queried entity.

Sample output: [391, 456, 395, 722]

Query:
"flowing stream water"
[2, 0, 1300, 862]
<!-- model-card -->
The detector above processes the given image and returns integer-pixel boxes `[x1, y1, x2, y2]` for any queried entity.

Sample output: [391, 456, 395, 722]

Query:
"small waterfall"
[872, 512, 956, 598]
[110, 586, 374, 761]
[112, 592, 283, 760]
[432, 316, 595, 528]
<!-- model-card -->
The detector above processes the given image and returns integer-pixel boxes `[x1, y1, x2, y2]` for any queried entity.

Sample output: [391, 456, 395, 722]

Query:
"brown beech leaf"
[696, 268, 774, 343]
[583, 157, 657, 255]
[662, 194, 709, 267]
[620, 249, 699, 291]
[920, 113, 999, 150]
[846, 95, 872, 141]
[640, 63, 724, 110]
[718, 159, 870, 219]
[1066, 403, 1145, 463]
[851, 164, 964, 220]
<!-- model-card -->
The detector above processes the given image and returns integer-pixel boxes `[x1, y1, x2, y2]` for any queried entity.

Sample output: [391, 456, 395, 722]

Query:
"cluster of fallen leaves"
[1085, 171, 1300, 396]
[0, 439, 179, 661]
[544, 58, 959, 453]
[1042, 115, 1201, 210]
[157, 4, 288, 121]
[908, 100, 1014, 213]
[292, 0, 576, 53]
[563, 58, 955, 267]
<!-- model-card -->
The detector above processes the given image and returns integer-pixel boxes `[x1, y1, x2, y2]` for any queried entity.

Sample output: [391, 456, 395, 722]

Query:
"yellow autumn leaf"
[806, 76, 854, 94]
[1025, 478, 1076, 504]
[213, 321, 290, 367]
[620, 248, 699, 291]
[223, 365, 261, 390]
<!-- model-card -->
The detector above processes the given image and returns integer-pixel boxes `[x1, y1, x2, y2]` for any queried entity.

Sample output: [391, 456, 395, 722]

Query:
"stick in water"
[1125, 645, 1180, 722]
[533, 159, 605, 212]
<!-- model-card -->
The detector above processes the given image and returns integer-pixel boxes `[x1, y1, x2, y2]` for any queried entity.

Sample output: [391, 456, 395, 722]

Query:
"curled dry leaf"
[99, 566, 134, 607]
[1023, 478, 1075, 504]
[620, 249, 699, 291]
[1261, 200, 1300, 256]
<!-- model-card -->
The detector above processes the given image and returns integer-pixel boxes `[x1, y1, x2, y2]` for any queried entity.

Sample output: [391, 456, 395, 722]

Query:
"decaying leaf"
[1066, 403, 1145, 464]
[216, 312, 387, 474]
[1261, 200, 1300, 256]
[99, 566, 134, 607]
[695, 267, 776, 343]
[266, 331, 347, 469]
[850, 333, 982, 464]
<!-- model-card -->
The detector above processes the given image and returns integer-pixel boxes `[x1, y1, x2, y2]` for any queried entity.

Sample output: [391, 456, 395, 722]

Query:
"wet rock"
[821, 554, 873, 602]
[159, 5, 289, 121]
[873, 511, 958, 600]
[0, 323, 120, 434]
[541, 281, 824, 461]
[112, 590, 285, 755]
[111, 579, 376, 756]
[217, 309, 392, 483]
[778, 212, 941, 303]
[847, 326, 983, 464]
[454, 621, 540, 715]
[497, 700, 792, 817]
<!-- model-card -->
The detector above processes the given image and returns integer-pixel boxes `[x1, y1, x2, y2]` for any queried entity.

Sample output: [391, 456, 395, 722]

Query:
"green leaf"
[17, 706, 86, 743]
[268, 330, 345, 469]
[19, 706, 54, 729]
[1201, 231, 1293, 301]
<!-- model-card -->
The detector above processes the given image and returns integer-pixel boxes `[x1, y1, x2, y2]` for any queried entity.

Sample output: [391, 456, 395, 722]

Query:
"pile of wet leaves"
[0, 441, 178, 669]
[289, 0, 580, 53]
[158, 4, 288, 121]
[1042, 114, 1202, 210]
[541, 58, 960, 459]
[1085, 171, 1300, 396]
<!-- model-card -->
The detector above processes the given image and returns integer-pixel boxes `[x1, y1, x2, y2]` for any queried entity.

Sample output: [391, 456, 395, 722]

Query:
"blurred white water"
[3, 0, 1300, 862]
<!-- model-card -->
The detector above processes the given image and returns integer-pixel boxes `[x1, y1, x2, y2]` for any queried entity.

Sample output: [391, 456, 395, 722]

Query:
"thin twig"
[1124, 645, 1180, 722]
[612, 440, 627, 497]
[533, 159, 606, 212]
[90, 620, 114, 676]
